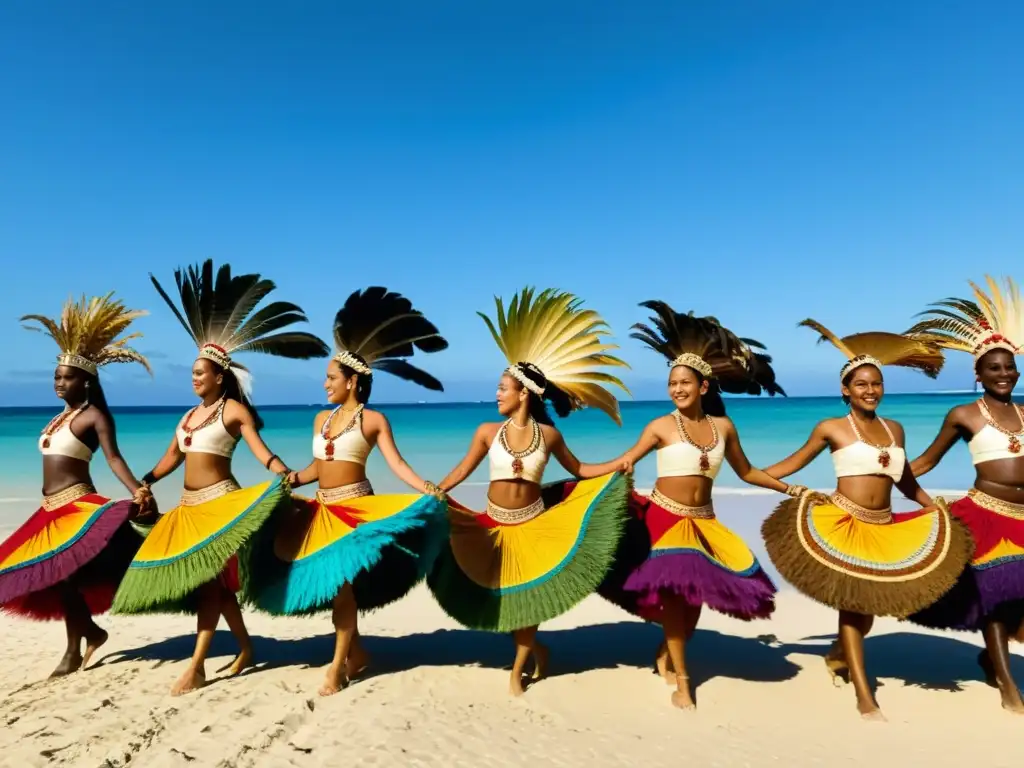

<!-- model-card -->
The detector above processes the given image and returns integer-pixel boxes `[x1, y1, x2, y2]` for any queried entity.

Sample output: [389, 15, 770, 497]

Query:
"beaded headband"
[505, 364, 545, 396]
[840, 355, 883, 380]
[972, 321, 1019, 360]
[197, 343, 232, 369]
[56, 353, 98, 376]
[333, 349, 373, 376]
[668, 352, 713, 378]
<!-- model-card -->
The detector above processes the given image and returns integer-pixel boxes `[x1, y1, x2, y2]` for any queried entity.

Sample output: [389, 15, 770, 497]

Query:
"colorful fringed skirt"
[0, 483, 139, 620]
[599, 489, 775, 622]
[426, 472, 628, 632]
[910, 489, 1024, 631]
[111, 477, 286, 614]
[762, 491, 973, 617]
[240, 479, 448, 615]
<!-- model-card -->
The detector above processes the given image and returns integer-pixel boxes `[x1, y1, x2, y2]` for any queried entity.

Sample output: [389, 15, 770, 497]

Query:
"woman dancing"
[243, 287, 449, 696]
[905, 276, 1024, 712]
[0, 294, 152, 678]
[761, 320, 972, 720]
[111, 260, 329, 696]
[428, 288, 632, 696]
[590, 301, 804, 710]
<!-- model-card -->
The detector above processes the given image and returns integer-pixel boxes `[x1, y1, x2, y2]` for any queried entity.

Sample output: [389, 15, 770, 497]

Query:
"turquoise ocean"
[0, 393, 983, 528]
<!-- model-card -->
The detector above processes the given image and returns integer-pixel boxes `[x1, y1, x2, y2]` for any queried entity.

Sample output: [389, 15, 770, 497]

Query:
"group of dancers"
[1, 262, 1022, 721]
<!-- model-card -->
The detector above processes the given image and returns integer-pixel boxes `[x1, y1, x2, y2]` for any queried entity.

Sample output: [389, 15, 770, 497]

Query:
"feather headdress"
[631, 300, 786, 396]
[905, 275, 1024, 360]
[151, 259, 329, 396]
[332, 287, 448, 391]
[479, 287, 630, 424]
[799, 319, 944, 380]
[21, 292, 152, 377]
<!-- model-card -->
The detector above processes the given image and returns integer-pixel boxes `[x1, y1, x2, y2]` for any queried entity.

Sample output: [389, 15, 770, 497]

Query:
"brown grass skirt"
[761, 494, 973, 617]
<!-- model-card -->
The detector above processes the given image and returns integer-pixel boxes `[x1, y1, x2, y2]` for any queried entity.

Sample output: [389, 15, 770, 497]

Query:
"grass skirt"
[599, 491, 775, 622]
[241, 489, 448, 615]
[910, 491, 1024, 631]
[426, 472, 629, 633]
[0, 487, 139, 620]
[762, 493, 973, 617]
[111, 477, 287, 615]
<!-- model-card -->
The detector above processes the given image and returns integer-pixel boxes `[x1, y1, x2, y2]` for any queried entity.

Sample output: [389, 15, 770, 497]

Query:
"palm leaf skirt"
[0, 488, 139, 620]
[762, 493, 973, 617]
[599, 491, 776, 622]
[240, 490, 448, 615]
[110, 477, 287, 615]
[426, 472, 629, 632]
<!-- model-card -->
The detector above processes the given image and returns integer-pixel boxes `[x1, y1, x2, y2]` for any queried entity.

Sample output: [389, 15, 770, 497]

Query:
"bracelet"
[142, 471, 158, 486]
[265, 454, 280, 470]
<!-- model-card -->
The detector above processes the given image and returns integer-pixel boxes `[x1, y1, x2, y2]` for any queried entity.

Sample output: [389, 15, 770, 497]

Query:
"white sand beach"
[1, 494, 1020, 768]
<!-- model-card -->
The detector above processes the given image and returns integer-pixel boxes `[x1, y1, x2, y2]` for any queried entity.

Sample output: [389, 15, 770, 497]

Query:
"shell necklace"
[846, 413, 896, 468]
[674, 411, 719, 473]
[180, 397, 226, 448]
[978, 398, 1024, 455]
[498, 418, 541, 478]
[40, 405, 87, 449]
[320, 404, 364, 461]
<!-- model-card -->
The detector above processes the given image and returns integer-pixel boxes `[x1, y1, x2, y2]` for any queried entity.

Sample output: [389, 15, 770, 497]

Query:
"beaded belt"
[180, 479, 240, 507]
[968, 488, 1024, 520]
[317, 480, 373, 504]
[650, 488, 715, 519]
[485, 497, 545, 525]
[42, 483, 95, 512]
[831, 492, 893, 525]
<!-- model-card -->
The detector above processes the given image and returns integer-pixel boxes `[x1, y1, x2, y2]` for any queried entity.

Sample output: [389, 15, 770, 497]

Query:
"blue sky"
[1, 1, 1021, 407]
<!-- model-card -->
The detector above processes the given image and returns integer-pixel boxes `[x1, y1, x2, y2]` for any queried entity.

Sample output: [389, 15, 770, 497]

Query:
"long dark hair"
[209, 362, 264, 430]
[673, 364, 727, 417]
[337, 354, 374, 404]
[509, 363, 574, 427]
[85, 373, 113, 421]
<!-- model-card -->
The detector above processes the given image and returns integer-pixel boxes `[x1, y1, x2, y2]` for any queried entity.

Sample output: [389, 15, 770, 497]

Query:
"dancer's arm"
[763, 421, 831, 479]
[890, 421, 934, 507]
[437, 424, 494, 493]
[287, 460, 318, 488]
[135, 434, 186, 504]
[228, 400, 290, 475]
[91, 409, 145, 496]
[366, 411, 440, 495]
[720, 418, 803, 495]
[574, 421, 661, 478]
[910, 407, 966, 478]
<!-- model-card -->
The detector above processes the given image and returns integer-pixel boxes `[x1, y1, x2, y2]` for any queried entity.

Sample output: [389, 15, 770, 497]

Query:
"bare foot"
[49, 649, 83, 679]
[346, 643, 371, 680]
[221, 646, 253, 677]
[655, 644, 674, 683]
[860, 708, 887, 722]
[671, 690, 696, 710]
[531, 642, 549, 681]
[82, 627, 109, 670]
[318, 665, 349, 697]
[825, 655, 849, 687]
[171, 667, 207, 696]
[509, 673, 527, 697]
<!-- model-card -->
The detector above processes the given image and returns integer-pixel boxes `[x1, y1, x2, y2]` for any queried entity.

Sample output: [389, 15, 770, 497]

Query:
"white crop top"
[832, 414, 905, 482]
[968, 401, 1024, 465]
[656, 413, 725, 479]
[176, 399, 238, 458]
[313, 405, 373, 465]
[39, 409, 93, 462]
[489, 419, 549, 483]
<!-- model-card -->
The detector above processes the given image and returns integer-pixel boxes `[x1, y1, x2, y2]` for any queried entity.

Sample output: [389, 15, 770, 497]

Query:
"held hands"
[286, 470, 302, 487]
[785, 484, 830, 505]
[618, 459, 634, 475]
[422, 480, 447, 500]
[132, 484, 154, 516]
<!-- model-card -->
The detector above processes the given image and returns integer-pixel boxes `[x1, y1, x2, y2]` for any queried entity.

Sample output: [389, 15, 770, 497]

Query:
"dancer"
[428, 288, 632, 697]
[904, 276, 1024, 712]
[589, 301, 803, 710]
[242, 287, 449, 696]
[111, 260, 329, 696]
[0, 294, 152, 678]
[760, 320, 972, 720]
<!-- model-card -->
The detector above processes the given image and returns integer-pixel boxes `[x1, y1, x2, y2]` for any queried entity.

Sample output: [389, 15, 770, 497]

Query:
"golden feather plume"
[20, 292, 152, 375]
[905, 275, 1023, 357]
[478, 287, 630, 424]
[799, 318, 944, 378]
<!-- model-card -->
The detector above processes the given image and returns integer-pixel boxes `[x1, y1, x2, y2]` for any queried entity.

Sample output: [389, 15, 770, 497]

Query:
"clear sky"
[1, 1, 1021, 407]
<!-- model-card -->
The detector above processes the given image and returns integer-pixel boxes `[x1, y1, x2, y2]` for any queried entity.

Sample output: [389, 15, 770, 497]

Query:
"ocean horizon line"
[0, 389, 982, 414]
